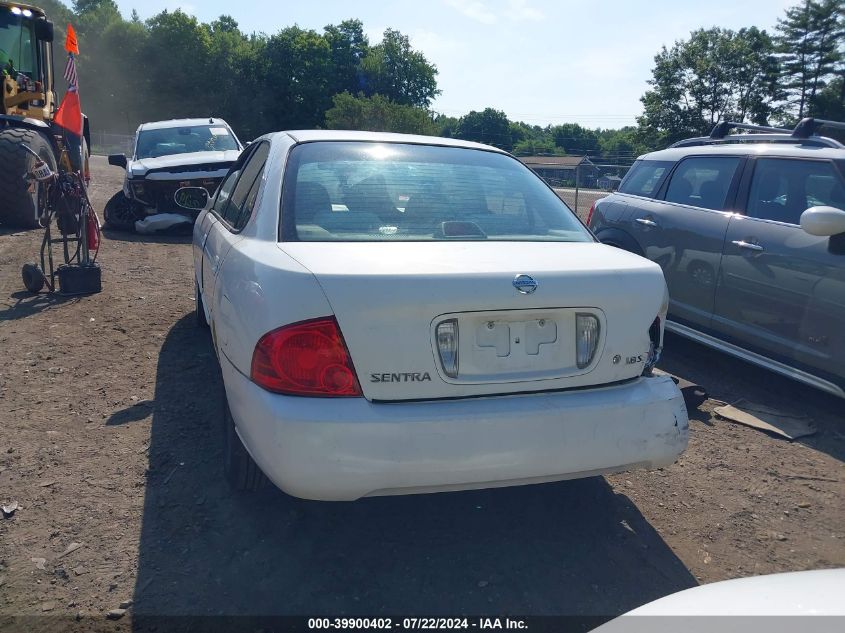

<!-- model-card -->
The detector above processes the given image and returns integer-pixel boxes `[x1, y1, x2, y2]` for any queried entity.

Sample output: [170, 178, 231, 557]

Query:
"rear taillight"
[250, 317, 362, 397]
[586, 202, 596, 227]
[575, 314, 600, 369]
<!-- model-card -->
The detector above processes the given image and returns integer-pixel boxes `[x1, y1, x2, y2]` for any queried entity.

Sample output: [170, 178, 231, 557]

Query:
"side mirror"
[174, 187, 209, 211]
[800, 205, 845, 237]
[108, 154, 127, 169]
[35, 20, 54, 43]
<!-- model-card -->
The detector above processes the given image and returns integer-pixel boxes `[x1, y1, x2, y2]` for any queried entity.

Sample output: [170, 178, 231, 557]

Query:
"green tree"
[509, 121, 548, 149]
[360, 29, 439, 107]
[776, 0, 844, 119]
[73, 0, 121, 35]
[550, 123, 600, 154]
[597, 126, 651, 161]
[41, 6, 440, 139]
[810, 76, 845, 119]
[434, 113, 460, 137]
[141, 11, 213, 120]
[36, 0, 74, 28]
[638, 27, 781, 147]
[324, 20, 369, 98]
[80, 18, 149, 132]
[454, 108, 512, 150]
[261, 26, 332, 129]
[324, 92, 438, 135]
[512, 138, 561, 155]
[206, 16, 259, 135]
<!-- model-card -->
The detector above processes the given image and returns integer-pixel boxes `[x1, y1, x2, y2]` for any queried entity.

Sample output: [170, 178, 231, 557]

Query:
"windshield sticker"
[210, 127, 230, 136]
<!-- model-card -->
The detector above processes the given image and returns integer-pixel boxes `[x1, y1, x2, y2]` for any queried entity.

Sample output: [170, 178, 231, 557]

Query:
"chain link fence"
[90, 131, 134, 156]
[540, 162, 634, 221]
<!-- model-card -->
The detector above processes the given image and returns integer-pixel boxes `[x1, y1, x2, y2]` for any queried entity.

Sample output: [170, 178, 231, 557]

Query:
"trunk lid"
[279, 241, 666, 401]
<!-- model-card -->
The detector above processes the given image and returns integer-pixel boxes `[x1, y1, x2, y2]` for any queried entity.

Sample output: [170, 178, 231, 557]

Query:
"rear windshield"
[618, 160, 673, 197]
[281, 142, 593, 242]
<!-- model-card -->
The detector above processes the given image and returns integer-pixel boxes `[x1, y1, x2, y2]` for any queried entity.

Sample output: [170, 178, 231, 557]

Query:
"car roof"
[138, 118, 230, 132]
[279, 130, 508, 154]
[642, 142, 845, 162]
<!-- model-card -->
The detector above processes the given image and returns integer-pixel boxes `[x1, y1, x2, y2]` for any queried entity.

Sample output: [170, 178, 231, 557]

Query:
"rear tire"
[21, 263, 45, 294]
[0, 128, 57, 229]
[195, 280, 208, 327]
[222, 398, 268, 492]
[82, 137, 90, 186]
[103, 191, 138, 231]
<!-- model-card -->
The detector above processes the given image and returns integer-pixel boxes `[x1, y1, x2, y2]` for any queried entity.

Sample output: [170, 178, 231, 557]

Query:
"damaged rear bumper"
[221, 353, 690, 501]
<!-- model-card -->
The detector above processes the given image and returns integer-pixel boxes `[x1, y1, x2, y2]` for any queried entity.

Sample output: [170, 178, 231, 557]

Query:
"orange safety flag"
[54, 90, 82, 137]
[53, 24, 83, 137]
[64, 23, 80, 55]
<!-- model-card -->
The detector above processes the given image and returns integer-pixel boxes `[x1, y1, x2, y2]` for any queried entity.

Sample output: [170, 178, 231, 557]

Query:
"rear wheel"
[195, 279, 208, 327]
[103, 191, 138, 231]
[0, 128, 57, 229]
[222, 398, 268, 492]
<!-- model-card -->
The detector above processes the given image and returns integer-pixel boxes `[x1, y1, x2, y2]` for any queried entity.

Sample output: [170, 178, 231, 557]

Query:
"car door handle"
[635, 218, 658, 227]
[731, 240, 764, 252]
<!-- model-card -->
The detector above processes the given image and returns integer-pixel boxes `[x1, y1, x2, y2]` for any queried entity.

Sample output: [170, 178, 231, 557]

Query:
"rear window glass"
[618, 160, 672, 197]
[281, 142, 593, 243]
[664, 156, 742, 211]
[747, 158, 845, 224]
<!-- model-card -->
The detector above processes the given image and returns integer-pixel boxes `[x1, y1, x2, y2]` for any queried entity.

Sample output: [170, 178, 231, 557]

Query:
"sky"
[111, 0, 796, 129]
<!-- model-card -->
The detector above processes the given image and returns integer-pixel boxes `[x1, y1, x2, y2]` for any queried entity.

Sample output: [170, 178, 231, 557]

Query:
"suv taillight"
[250, 317, 362, 397]
[586, 202, 596, 227]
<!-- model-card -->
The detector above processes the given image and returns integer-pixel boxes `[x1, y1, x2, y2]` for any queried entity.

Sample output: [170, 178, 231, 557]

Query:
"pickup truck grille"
[142, 178, 223, 214]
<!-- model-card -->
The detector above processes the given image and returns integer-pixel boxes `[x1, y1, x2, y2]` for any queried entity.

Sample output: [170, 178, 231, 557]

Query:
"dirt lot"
[0, 157, 843, 632]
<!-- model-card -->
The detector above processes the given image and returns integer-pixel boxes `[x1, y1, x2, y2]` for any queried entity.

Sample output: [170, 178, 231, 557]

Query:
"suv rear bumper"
[222, 355, 689, 500]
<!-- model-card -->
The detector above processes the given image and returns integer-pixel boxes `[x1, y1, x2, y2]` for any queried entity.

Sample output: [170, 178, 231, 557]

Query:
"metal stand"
[20, 143, 101, 296]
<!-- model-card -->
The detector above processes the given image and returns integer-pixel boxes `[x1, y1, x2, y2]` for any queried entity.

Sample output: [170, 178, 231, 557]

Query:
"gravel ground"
[0, 157, 842, 632]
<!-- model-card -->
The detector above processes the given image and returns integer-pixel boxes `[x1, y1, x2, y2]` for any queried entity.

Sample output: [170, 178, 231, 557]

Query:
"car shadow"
[660, 332, 845, 463]
[129, 315, 697, 629]
[0, 289, 80, 322]
[101, 227, 193, 245]
[0, 226, 36, 237]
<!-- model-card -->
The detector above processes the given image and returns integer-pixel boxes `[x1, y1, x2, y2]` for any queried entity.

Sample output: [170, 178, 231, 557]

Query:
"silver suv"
[588, 119, 845, 398]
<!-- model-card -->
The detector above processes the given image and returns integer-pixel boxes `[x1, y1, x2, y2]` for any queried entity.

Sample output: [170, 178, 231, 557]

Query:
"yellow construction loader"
[1, 1, 89, 228]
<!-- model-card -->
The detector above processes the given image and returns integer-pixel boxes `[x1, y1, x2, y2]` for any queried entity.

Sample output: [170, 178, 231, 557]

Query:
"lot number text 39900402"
[308, 617, 528, 630]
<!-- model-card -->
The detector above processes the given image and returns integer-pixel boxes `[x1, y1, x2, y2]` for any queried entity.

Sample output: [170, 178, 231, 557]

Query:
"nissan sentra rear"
[193, 131, 689, 500]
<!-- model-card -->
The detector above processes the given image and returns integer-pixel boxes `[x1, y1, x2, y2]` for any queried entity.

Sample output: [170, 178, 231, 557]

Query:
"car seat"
[668, 178, 694, 205]
[295, 181, 331, 224]
[402, 183, 450, 230]
[751, 171, 790, 221]
[345, 174, 399, 222]
[698, 180, 724, 210]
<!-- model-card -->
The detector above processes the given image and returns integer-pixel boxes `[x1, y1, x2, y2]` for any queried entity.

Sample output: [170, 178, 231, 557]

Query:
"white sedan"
[184, 130, 689, 501]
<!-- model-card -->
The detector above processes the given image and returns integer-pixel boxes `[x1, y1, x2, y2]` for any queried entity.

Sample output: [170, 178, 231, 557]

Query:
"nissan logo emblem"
[512, 274, 538, 294]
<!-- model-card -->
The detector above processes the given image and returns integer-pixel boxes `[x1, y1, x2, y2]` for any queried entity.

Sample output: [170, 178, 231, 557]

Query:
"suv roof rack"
[670, 118, 845, 149]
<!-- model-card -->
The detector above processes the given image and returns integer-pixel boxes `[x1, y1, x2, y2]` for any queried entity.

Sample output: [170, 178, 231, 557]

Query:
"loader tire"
[0, 128, 56, 229]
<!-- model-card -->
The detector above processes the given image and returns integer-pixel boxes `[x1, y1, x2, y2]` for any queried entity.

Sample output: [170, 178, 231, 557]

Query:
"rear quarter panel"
[214, 241, 335, 374]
